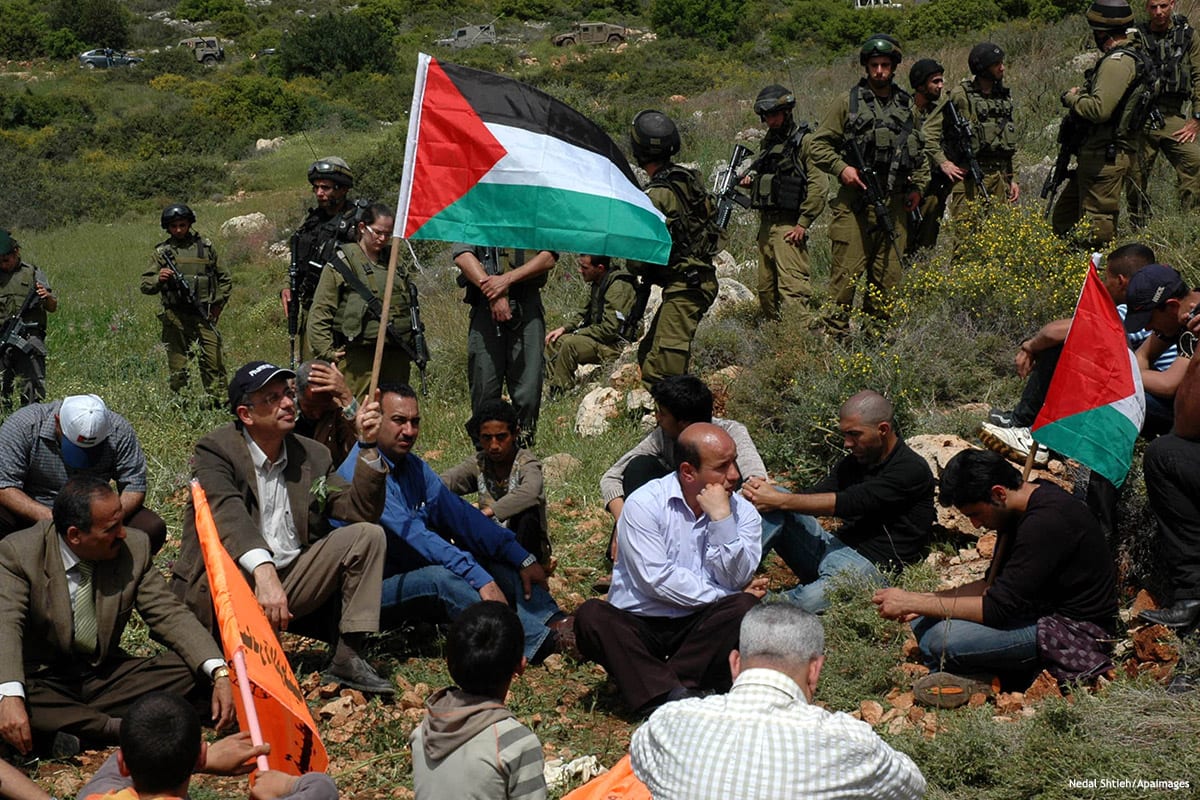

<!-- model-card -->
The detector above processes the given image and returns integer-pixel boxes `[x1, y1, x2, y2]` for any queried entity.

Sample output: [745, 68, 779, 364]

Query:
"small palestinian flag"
[397, 53, 671, 264]
[1032, 256, 1146, 486]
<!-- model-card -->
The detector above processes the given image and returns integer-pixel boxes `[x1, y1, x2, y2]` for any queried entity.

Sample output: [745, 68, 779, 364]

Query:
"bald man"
[743, 391, 935, 612]
[574, 424, 765, 715]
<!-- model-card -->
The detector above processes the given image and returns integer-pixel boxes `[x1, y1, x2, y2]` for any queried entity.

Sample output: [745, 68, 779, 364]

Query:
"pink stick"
[233, 650, 272, 772]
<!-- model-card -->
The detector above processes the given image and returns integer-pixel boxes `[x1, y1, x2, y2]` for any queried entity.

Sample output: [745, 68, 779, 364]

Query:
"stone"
[1023, 670, 1063, 704]
[713, 249, 739, 278]
[609, 362, 642, 391]
[1133, 624, 1180, 663]
[976, 532, 997, 559]
[575, 363, 602, 385]
[859, 700, 884, 725]
[219, 212, 270, 237]
[542, 453, 582, 485]
[255, 136, 284, 152]
[575, 387, 621, 437]
[1130, 589, 1159, 617]
[712, 277, 755, 314]
[626, 387, 653, 414]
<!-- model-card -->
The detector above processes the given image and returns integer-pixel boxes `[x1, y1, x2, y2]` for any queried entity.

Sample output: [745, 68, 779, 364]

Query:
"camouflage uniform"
[810, 80, 928, 332]
[142, 231, 230, 401]
[947, 78, 1018, 213]
[749, 122, 829, 319]
[1127, 13, 1200, 226]
[291, 202, 361, 358]
[307, 241, 413, 399]
[910, 97, 950, 252]
[0, 261, 54, 407]
[545, 265, 637, 394]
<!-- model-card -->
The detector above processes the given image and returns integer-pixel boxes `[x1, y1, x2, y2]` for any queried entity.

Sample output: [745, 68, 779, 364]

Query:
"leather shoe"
[548, 614, 582, 661]
[325, 655, 395, 695]
[1139, 599, 1200, 630]
[48, 731, 80, 759]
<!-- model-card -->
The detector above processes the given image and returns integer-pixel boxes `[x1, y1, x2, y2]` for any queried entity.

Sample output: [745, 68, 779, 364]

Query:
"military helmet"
[908, 58, 944, 91]
[754, 85, 796, 117]
[860, 33, 902, 66]
[160, 203, 196, 229]
[968, 42, 1005, 75]
[0, 229, 15, 256]
[630, 110, 680, 162]
[1086, 0, 1134, 31]
[308, 156, 354, 188]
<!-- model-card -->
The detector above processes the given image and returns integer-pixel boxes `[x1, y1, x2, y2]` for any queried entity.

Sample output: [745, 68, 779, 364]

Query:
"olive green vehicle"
[552, 22, 628, 46]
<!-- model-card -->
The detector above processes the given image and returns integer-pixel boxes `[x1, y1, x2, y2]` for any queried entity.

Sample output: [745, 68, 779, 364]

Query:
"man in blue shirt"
[337, 383, 575, 662]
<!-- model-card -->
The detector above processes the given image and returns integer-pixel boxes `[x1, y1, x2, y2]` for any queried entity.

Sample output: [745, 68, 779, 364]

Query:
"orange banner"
[191, 480, 329, 776]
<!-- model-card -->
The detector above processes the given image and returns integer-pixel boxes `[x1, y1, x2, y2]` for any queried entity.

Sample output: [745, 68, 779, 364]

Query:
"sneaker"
[987, 407, 1016, 427]
[979, 423, 1049, 467]
[913, 672, 993, 709]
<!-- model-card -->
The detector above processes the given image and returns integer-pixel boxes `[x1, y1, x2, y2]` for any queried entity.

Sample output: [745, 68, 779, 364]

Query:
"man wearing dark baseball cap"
[171, 360, 396, 694]
[1124, 263, 1200, 433]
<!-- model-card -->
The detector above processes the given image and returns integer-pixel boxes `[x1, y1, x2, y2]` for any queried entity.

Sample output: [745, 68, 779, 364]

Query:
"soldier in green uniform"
[907, 59, 961, 253]
[740, 85, 828, 320]
[307, 203, 414, 399]
[544, 254, 637, 397]
[453, 244, 557, 446]
[948, 43, 1021, 214]
[809, 34, 928, 334]
[1052, 0, 1151, 246]
[0, 230, 57, 408]
[142, 204, 230, 404]
[1126, 0, 1200, 227]
[627, 109, 719, 388]
[285, 157, 362, 362]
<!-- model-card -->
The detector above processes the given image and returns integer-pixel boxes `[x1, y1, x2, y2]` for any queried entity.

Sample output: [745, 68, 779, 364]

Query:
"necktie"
[72, 560, 98, 655]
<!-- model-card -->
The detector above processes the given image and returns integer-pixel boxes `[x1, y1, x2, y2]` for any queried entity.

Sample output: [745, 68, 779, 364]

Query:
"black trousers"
[1144, 432, 1200, 601]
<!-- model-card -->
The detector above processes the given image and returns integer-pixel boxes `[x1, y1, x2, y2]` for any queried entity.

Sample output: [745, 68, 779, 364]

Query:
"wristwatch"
[358, 440, 378, 449]
[212, 665, 231, 682]
[519, 553, 538, 569]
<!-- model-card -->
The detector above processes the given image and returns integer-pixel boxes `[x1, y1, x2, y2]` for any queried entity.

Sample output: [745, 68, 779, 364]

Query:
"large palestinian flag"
[396, 53, 671, 264]
[1032, 257, 1146, 486]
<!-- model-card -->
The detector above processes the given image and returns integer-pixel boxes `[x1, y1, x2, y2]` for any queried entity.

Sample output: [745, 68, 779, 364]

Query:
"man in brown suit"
[171, 361, 393, 694]
[0, 476, 233, 756]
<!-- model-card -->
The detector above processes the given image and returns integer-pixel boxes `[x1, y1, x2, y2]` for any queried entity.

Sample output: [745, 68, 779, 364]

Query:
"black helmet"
[1086, 0, 1134, 31]
[307, 156, 354, 188]
[754, 85, 796, 117]
[161, 203, 195, 229]
[630, 110, 680, 163]
[860, 33, 902, 66]
[968, 42, 1005, 75]
[908, 58, 945, 91]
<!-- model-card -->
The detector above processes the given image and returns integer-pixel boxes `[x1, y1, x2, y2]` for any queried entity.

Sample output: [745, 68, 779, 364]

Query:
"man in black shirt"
[743, 391, 934, 612]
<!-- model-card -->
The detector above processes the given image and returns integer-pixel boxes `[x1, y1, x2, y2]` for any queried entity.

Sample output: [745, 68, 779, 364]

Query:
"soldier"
[544, 254, 637, 397]
[626, 110, 719, 388]
[285, 157, 361, 361]
[307, 203, 414, 399]
[1127, 0, 1200, 227]
[141, 205, 230, 404]
[907, 59, 961, 252]
[947, 42, 1020, 214]
[453, 244, 557, 447]
[0, 230, 56, 409]
[810, 34, 928, 334]
[742, 85, 828, 320]
[1052, 0, 1152, 246]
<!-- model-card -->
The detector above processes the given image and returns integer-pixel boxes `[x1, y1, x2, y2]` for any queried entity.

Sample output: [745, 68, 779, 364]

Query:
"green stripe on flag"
[409, 182, 671, 265]
[1034, 403, 1140, 487]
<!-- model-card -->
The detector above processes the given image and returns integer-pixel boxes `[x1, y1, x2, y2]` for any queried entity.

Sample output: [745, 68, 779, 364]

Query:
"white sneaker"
[979, 422, 1049, 467]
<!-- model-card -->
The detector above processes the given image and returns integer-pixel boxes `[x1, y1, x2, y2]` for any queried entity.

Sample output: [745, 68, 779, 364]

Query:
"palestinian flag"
[1032, 256, 1146, 486]
[397, 53, 670, 264]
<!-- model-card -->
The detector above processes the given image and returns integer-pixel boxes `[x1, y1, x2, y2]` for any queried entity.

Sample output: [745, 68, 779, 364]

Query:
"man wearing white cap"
[0, 395, 166, 552]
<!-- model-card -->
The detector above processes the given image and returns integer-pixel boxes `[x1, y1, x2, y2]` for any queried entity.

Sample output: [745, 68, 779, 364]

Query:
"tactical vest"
[1140, 15, 1194, 105]
[1090, 42, 1160, 144]
[957, 79, 1017, 160]
[329, 243, 411, 346]
[292, 202, 363, 307]
[646, 164, 720, 271]
[582, 267, 636, 328]
[461, 247, 548, 307]
[156, 235, 219, 311]
[845, 80, 923, 192]
[0, 263, 46, 331]
[750, 121, 810, 213]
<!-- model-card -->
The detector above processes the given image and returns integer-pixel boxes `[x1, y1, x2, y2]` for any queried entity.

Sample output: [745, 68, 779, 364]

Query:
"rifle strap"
[328, 249, 421, 363]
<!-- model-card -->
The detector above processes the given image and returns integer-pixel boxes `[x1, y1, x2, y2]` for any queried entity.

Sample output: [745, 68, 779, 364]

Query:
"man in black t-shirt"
[743, 390, 935, 612]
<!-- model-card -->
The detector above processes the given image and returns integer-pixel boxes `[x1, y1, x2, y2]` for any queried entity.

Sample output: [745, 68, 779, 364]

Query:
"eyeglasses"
[250, 388, 296, 407]
[363, 225, 391, 239]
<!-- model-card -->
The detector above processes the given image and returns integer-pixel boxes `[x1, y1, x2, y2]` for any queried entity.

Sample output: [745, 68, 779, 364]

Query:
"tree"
[51, 0, 130, 48]
[650, 0, 746, 46]
[277, 13, 395, 78]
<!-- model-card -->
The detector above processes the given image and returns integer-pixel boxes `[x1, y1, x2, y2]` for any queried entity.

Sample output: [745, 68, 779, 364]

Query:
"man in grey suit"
[0, 476, 233, 756]
[171, 361, 393, 695]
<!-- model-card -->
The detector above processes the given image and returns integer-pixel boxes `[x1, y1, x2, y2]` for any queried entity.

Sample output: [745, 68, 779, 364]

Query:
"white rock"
[219, 212, 270, 237]
[713, 249, 739, 278]
[711, 277, 755, 314]
[542, 453, 582, 485]
[255, 136, 284, 152]
[575, 387, 621, 437]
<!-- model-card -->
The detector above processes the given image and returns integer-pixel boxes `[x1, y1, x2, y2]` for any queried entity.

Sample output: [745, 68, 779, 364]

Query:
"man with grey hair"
[743, 390, 934, 612]
[294, 359, 358, 465]
[630, 603, 926, 799]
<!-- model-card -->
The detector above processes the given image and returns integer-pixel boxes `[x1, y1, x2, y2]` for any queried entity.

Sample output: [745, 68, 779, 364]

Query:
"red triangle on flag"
[403, 58, 508, 237]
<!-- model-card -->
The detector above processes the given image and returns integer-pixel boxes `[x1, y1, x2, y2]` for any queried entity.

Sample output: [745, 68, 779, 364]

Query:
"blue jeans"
[760, 507, 884, 613]
[380, 559, 560, 660]
[911, 616, 1038, 674]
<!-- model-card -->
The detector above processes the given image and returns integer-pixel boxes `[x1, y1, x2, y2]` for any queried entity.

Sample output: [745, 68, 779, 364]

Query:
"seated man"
[0, 394, 167, 553]
[170, 361, 393, 695]
[340, 384, 573, 664]
[77, 691, 337, 800]
[743, 391, 934, 613]
[575, 424, 765, 715]
[1122, 263, 1199, 423]
[544, 253, 637, 397]
[294, 359, 359, 466]
[0, 476, 232, 757]
[441, 399, 551, 565]
[600, 374, 767, 558]
[981, 242, 1173, 461]
[873, 449, 1119, 684]
[630, 604, 926, 800]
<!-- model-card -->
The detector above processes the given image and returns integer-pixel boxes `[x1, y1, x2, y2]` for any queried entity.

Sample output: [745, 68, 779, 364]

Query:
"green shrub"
[0, 0, 53, 59]
[901, 0, 1002, 40]
[277, 12, 396, 78]
[137, 47, 205, 78]
[175, 0, 242, 22]
[51, 0, 131, 48]
[0, 89, 95, 129]
[650, 0, 747, 47]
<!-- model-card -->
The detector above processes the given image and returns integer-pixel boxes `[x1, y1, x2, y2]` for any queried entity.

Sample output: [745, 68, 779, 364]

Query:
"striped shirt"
[631, 668, 926, 800]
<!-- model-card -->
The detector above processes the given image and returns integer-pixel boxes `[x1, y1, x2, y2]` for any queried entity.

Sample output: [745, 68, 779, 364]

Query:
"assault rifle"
[0, 281, 45, 377]
[619, 278, 651, 342]
[160, 248, 220, 337]
[845, 136, 909, 271]
[713, 143, 753, 231]
[286, 231, 301, 369]
[408, 279, 430, 395]
[1041, 114, 1084, 218]
[943, 100, 990, 204]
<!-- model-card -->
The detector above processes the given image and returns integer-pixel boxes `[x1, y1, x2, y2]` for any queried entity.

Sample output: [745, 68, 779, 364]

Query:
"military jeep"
[552, 22, 627, 46]
[178, 36, 225, 65]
